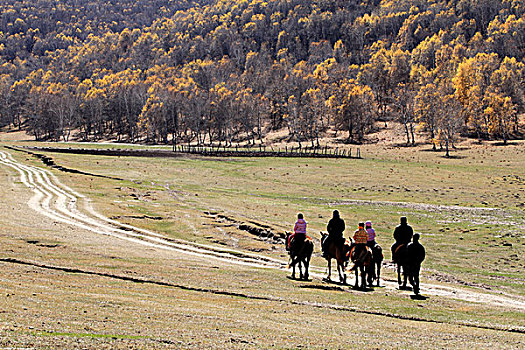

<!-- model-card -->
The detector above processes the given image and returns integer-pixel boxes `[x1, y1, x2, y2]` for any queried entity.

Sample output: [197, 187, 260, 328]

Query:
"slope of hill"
[0, 0, 523, 153]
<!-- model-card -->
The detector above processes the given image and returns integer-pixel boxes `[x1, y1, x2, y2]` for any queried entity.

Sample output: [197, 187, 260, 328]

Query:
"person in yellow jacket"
[353, 222, 368, 245]
[353, 222, 369, 257]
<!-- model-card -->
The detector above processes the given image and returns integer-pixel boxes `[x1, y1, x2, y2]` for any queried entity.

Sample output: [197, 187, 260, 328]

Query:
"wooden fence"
[171, 144, 361, 158]
[14, 145, 362, 159]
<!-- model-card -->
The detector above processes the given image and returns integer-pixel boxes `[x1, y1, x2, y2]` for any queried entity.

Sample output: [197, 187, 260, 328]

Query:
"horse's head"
[320, 231, 328, 238]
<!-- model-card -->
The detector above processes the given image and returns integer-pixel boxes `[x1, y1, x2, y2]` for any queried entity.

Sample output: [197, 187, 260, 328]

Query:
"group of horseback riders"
[286, 211, 425, 294]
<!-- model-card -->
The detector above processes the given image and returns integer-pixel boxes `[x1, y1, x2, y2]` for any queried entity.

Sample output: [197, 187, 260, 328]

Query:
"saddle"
[321, 234, 346, 251]
[290, 235, 309, 254]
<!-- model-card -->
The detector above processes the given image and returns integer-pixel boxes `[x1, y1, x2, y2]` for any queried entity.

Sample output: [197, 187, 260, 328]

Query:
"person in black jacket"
[391, 216, 413, 261]
[407, 233, 425, 295]
[322, 210, 345, 258]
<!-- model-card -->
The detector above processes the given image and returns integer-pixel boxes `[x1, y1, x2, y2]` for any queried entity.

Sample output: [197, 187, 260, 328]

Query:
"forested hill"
[0, 0, 210, 62]
[0, 0, 523, 150]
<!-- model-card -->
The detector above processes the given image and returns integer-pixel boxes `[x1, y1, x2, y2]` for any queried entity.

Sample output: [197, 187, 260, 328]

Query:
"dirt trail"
[1, 149, 525, 313]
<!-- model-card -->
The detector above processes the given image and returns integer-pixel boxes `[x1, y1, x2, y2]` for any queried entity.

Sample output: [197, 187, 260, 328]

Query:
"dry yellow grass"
[0, 131, 524, 348]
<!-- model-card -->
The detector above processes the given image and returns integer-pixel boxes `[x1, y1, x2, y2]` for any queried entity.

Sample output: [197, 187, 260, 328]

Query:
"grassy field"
[0, 138, 524, 348]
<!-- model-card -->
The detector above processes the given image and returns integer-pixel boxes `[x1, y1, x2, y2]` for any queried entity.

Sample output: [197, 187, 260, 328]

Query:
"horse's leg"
[402, 265, 408, 288]
[397, 263, 402, 286]
[298, 260, 303, 280]
[326, 259, 332, 281]
[376, 262, 381, 287]
[290, 257, 296, 279]
[304, 258, 310, 280]
[408, 270, 415, 291]
[367, 265, 374, 287]
[370, 258, 377, 281]
[337, 261, 346, 285]
[413, 264, 420, 294]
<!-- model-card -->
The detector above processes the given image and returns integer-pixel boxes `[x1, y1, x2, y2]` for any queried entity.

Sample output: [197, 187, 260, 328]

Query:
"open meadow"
[0, 137, 524, 348]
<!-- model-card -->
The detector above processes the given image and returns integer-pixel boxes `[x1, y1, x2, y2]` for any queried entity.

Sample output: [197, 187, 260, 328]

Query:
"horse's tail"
[305, 239, 314, 261]
[365, 248, 374, 267]
[287, 253, 294, 268]
[346, 246, 354, 260]
[375, 245, 384, 261]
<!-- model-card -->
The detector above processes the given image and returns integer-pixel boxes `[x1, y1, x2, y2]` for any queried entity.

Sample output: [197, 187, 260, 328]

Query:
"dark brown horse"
[370, 244, 384, 287]
[349, 245, 374, 289]
[392, 243, 409, 289]
[320, 232, 351, 284]
[285, 232, 313, 280]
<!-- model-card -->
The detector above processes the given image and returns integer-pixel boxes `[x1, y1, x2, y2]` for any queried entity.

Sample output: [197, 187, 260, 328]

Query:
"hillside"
[0, 0, 523, 154]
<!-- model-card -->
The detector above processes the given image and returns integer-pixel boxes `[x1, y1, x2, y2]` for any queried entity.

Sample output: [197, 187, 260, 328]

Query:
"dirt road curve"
[1, 149, 524, 313]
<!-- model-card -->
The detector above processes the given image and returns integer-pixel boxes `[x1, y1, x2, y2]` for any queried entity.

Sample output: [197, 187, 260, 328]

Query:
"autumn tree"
[328, 79, 374, 143]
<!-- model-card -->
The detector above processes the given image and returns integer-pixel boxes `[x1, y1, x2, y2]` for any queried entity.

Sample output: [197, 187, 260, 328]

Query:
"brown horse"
[320, 232, 351, 284]
[349, 245, 374, 289]
[392, 243, 409, 289]
[285, 232, 313, 280]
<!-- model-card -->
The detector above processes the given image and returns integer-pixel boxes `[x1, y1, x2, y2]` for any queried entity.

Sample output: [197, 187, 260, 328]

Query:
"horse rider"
[365, 220, 376, 248]
[406, 233, 426, 295]
[322, 210, 345, 258]
[353, 222, 368, 254]
[288, 213, 307, 251]
[391, 216, 413, 260]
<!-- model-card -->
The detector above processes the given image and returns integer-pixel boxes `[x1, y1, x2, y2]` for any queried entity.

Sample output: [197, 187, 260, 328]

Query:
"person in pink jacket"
[288, 213, 307, 250]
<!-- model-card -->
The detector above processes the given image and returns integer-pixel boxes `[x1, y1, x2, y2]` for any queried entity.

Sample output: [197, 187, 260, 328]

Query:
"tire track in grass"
[1, 149, 525, 314]
[0, 150, 285, 269]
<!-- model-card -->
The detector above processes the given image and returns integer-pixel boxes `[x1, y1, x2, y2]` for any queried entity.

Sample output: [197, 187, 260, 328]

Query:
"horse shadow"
[321, 277, 348, 285]
[287, 275, 312, 282]
[351, 285, 374, 292]
[410, 294, 428, 300]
